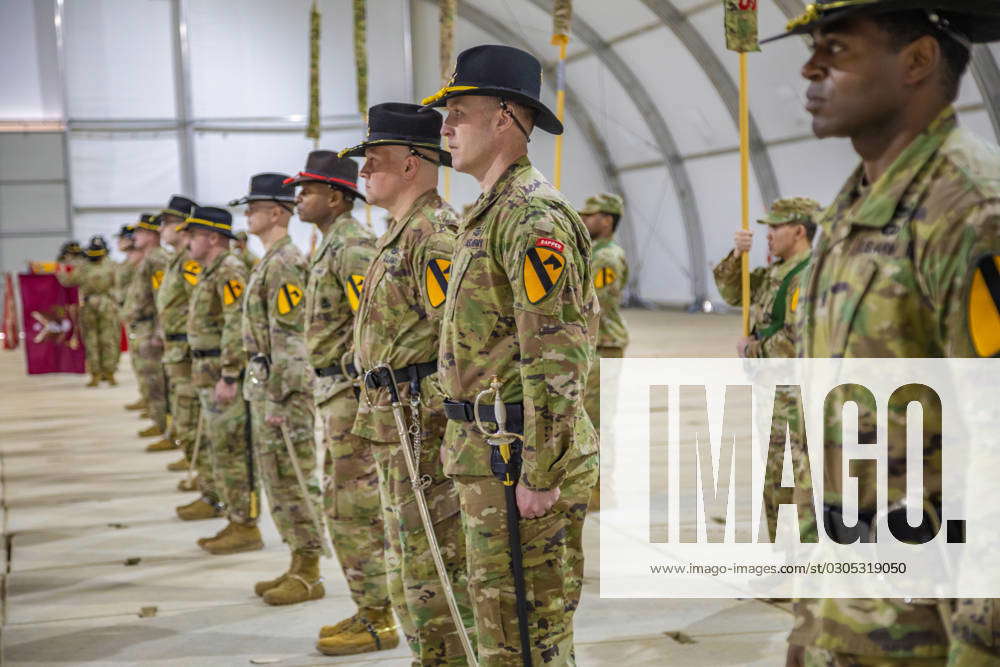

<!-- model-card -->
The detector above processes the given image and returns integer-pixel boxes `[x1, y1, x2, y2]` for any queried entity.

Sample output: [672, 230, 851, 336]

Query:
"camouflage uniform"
[114, 259, 143, 399]
[584, 236, 629, 429]
[242, 235, 321, 553]
[188, 251, 254, 522]
[352, 190, 472, 662]
[439, 156, 600, 665]
[156, 249, 212, 493]
[126, 246, 170, 431]
[56, 259, 120, 377]
[234, 247, 260, 273]
[305, 211, 391, 611]
[791, 108, 1000, 664]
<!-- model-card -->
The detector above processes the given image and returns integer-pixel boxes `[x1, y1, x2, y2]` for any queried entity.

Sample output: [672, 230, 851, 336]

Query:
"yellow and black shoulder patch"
[276, 283, 304, 315]
[969, 254, 1000, 358]
[223, 279, 244, 306]
[594, 266, 617, 289]
[345, 274, 366, 312]
[425, 258, 451, 308]
[523, 243, 565, 305]
[151, 269, 164, 290]
[789, 286, 801, 313]
[182, 260, 201, 286]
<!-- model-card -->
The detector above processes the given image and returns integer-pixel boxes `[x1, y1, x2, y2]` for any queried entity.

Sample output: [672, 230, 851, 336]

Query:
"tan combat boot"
[176, 497, 224, 521]
[145, 438, 176, 452]
[202, 521, 264, 555]
[316, 607, 399, 656]
[125, 398, 147, 411]
[85, 374, 100, 387]
[103, 372, 118, 386]
[254, 552, 298, 596]
[138, 424, 165, 438]
[262, 551, 324, 605]
[166, 456, 188, 471]
[197, 521, 231, 549]
[177, 476, 199, 492]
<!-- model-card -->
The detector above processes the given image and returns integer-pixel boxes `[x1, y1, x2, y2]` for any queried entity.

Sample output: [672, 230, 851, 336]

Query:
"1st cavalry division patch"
[523, 241, 565, 304]
[151, 270, 164, 290]
[594, 266, 616, 288]
[345, 275, 366, 312]
[426, 258, 451, 308]
[223, 279, 244, 306]
[969, 254, 1000, 358]
[276, 283, 303, 315]
[183, 260, 201, 286]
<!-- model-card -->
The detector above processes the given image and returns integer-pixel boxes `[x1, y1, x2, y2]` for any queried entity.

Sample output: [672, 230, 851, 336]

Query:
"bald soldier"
[423, 45, 600, 664]
[762, 2, 1000, 665]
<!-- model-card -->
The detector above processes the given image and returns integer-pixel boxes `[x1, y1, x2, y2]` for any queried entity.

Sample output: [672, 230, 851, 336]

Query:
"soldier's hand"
[516, 485, 560, 519]
[784, 644, 804, 667]
[266, 415, 285, 426]
[737, 335, 754, 358]
[734, 229, 753, 254]
[214, 377, 238, 403]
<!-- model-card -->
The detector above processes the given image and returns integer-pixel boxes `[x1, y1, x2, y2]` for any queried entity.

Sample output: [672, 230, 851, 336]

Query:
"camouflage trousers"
[250, 397, 323, 555]
[583, 346, 624, 430]
[371, 428, 473, 665]
[800, 647, 945, 666]
[80, 299, 120, 376]
[319, 390, 391, 611]
[132, 333, 167, 431]
[198, 385, 255, 523]
[453, 452, 598, 666]
[165, 360, 214, 498]
[950, 599, 1000, 665]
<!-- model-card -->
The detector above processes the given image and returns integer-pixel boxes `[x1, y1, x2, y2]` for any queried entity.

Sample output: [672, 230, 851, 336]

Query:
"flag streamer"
[306, 0, 321, 141]
[353, 0, 368, 116]
[440, 0, 457, 203]
[551, 0, 572, 189]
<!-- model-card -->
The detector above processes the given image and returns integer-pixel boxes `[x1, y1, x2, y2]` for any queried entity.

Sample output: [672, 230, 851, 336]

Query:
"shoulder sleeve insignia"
[151, 270, 164, 290]
[523, 245, 565, 304]
[223, 279, 244, 306]
[345, 274, 366, 312]
[789, 286, 801, 313]
[969, 254, 1000, 358]
[594, 266, 617, 289]
[276, 283, 304, 315]
[182, 260, 201, 286]
[425, 258, 451, 308]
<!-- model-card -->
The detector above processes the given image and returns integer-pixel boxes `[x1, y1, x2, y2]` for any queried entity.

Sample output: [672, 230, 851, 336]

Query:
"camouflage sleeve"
[123, 259, 151, 323]
[713, 250, 765, 307]
[265, 252, 312, 406]
[216, 261, 249, 381]
[56, 263, 82, 287]
[593, 248, 625, 320]
[502, 208, 592, 491]
[91, 263, 115, 294]
[413, 226, 457, 326]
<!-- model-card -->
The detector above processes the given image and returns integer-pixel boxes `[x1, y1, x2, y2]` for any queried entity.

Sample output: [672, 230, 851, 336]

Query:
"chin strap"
[499, 98, 532, 143]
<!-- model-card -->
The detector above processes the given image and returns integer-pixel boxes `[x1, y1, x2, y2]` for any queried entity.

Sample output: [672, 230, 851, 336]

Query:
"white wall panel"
[0, 0, 62, 120]
[69, 133, 181, 207]
[0, 133, 65, 182]
[0, 184, 68, 234]
[767, 137, 858, 209]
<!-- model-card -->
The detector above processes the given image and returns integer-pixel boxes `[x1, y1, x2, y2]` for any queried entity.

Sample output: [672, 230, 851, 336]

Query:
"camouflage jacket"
[234, 248, 260, 273]
[438, 156, 600, 489]
[187, 250, 247, 388]
[352, 189, 458, 443]
[790, 108, 1000, 657]
[125, 246, 169, 336]
[242, 235, 312, 409]
[305, 211, 376, 405]
[155, 248, 201, 365]
[113, 260, 136, 312]
[713, 247, 811, 358]
[57, 259, 117, 315]
[592, 238, 629, 349]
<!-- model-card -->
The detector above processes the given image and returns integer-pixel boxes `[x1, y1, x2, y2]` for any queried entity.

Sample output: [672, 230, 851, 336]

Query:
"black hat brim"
[282, 174, 366, 202]
[422, 87, 564, 135]
[227, 194, 297, 207]
[183, 221, 236, 240]
[339, 140, 453, 168]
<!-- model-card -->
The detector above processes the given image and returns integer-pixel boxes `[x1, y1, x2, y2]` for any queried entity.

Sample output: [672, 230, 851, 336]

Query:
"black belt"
[165, 333, 188, 342]
[364, 361, 437, 390]
[443, 398, 524, 435]
[132, 315, 154, 324]
[191, 348, 221, 358]
[823, 502, 960, 544]
[315, 361, 357, 378]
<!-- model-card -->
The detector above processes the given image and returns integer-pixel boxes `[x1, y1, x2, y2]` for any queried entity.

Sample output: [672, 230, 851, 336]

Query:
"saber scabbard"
[186, 409, 204, 486]
[278, 421, 333, 559]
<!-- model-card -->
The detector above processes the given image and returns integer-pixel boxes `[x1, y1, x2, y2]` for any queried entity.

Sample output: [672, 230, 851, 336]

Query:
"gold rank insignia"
[523, 240, 566, 304]
[594, 266, 617, 288]
[345, 274, 366, 312]
[276, 283, 303, 315]
[969, 254, 1000, 358]
[790, 287, 801, 313]
[425, 258, 451, 308]
[223, 279, 244, 306]
[182, 260, 201, 286]
[151, 270, 164, 290]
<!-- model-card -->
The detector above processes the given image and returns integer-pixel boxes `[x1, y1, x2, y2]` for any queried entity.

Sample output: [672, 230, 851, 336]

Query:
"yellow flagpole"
[739, 52, 750, 337]
[553, 41, 567, 189]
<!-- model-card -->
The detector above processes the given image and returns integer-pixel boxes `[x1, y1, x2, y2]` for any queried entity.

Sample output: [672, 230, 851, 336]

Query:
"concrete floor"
[0, 309, 793, 666]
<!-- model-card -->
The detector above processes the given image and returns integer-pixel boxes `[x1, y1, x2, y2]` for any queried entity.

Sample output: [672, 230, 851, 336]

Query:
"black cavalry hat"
[161, 195, 198, 220]
[228, 173, 297, 207]
[179, 206, 236, 240]
[135, 212, 161, 233]
[283, 150, 365, 202]
[421, 45, 563, 135]
[116, 224, 135, 238]
[339, 103, 452, 167]
[85, 235, 109, 259]
[763, 0, 1000, 45]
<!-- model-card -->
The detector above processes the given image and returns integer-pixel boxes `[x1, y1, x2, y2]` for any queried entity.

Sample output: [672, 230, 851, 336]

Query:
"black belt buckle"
[490, 440, 522, 483]
[192, 348, 221, 359]
[165, 333, 187, 342]
[443, 399, 475, 422]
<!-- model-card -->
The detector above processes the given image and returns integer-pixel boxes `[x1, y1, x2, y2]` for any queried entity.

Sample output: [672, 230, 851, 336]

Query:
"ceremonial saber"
[186, 411, 204, 486]
[278, 421, 333, 559]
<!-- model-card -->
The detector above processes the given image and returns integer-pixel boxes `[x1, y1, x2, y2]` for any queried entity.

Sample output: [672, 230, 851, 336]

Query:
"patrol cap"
[135, 212, 161, 233]
[179, 206, 236, 240]
[284, 150, 366, 202]
[228, 173, 296, 207]
[421, 45, 563, 135]
[579, 193, 625, 218]
[339, 103, 452, 167]
[85, 235, 109, 258]
[757, 197, 821, 226]
[763, 0, 1000, 45]
[161, 195, 198, 220]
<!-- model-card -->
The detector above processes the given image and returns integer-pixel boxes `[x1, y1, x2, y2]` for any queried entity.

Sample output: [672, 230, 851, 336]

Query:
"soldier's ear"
[901, 34, 940, 88]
